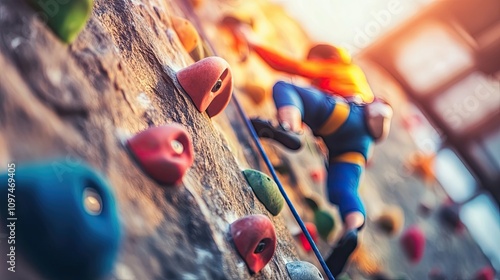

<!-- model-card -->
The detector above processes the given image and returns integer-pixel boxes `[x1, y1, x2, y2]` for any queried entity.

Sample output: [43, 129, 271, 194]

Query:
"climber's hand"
[277, 106, 303, 134]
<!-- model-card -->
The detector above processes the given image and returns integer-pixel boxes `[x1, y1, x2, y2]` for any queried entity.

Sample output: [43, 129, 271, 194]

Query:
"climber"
[235, 25, 394, 277]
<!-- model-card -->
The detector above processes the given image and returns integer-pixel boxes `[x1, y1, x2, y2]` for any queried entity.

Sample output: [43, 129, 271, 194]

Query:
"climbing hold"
[406, 151, 436, 186]
[314, 209, 335, 240]
[28, 0, 93, 43]
[286, 261, 324, 280]
[310, 168, 326, 184]
[375, 205, 404, 236]
[473, 266, 495, 280]
[336, 274, 353, 280]
[176, 56, 233, 118]
[418, 200, 434, 216]
[240, 82, 266, 105]
[296, 222, 318, 252]
[188, 0, 204, 9]
[438, 203, 464, 233]
[242, 169, 284, 216]
[171, 16, 204, 61]
[219, 13, 255, 30]
[126, 124, 194, 185]
[428, 267, 447, 280]
[230, 214, 277, 274]
[400, 225, 425, 264]
[219, 13, 254, 62]
[0, 160, 122, 280]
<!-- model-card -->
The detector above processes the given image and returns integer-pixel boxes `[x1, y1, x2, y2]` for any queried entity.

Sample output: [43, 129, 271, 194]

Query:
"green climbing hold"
[243, 169, 284, 216]
[29, 0, 94, 43]
[335, 273, 352, 280]
[314, 209, 335, 240]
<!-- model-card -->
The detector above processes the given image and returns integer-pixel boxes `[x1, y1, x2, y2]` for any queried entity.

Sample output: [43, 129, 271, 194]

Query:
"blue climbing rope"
[177, 4, 334, 278]
[232, 97, 335, 280]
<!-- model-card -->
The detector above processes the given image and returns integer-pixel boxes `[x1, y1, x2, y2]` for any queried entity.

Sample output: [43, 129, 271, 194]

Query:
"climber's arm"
[252, 44, 348, 80]
[251, 44, 305, 75]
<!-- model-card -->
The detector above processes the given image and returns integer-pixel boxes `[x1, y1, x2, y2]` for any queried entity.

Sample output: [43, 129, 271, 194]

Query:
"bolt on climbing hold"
[126, 124, 194, 186]
[176, 56, 233, 118]
[314, 209, 335, 241]
[296, 222, 319, 252]
[171, 16, 205, 61]
[230, 214, 277, 274]
[286, 261, 324, 280]
[242, 169, 284, 216]
[0, 159, 122, 280]
[27, 0, 94, 43]
[400, 225, 426, 264]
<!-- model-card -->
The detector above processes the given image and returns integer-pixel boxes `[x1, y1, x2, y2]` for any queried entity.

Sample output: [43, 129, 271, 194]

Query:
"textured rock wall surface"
[0, 0, 299, 279]
[0, 0, 495, 279]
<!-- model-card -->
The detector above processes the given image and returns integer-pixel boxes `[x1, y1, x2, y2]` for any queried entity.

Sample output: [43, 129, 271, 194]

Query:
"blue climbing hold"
[0, 160, 122, 280]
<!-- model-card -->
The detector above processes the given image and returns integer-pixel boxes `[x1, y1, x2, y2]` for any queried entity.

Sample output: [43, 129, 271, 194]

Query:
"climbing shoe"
[250, 118, 302, 150]
[325, 229, 358, 277]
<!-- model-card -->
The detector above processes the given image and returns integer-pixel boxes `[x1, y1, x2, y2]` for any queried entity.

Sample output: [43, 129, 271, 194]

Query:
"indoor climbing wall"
[1, 0, 495, 279]
[0, 0, 325, 279]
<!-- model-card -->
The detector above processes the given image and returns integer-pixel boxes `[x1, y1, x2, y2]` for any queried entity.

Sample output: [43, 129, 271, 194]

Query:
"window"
[460, 194, 500, 271]
[395, 21, 474, 94]
[433, 73, 500, 134]
[435, 148, 477, 203]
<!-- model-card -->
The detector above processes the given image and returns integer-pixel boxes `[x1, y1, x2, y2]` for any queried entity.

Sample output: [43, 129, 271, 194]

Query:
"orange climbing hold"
[176, 57, 233, 118]
[400, 225, 426, 264]
[171, 16, 204, 61]
[375, 205, 405, 236]
[230, 214, 277, 274]
[406, 151, 436, 186]
[127, 124, 194, 185]
[240, 82, 266, 105]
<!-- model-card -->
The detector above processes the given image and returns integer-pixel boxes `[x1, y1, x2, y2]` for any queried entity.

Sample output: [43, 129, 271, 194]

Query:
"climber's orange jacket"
[252, 44, 375, 103]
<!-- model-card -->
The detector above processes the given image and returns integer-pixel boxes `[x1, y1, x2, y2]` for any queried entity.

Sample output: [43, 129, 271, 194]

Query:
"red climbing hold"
[230, 214, 277, 274]
[400, 225, 425, 264]
[473, 266, 495, 280]
[297, 222, 318, 252]
[309, 169, 326, 184]
[126, 124, 194, 185]
[176, 56, 233, 118]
